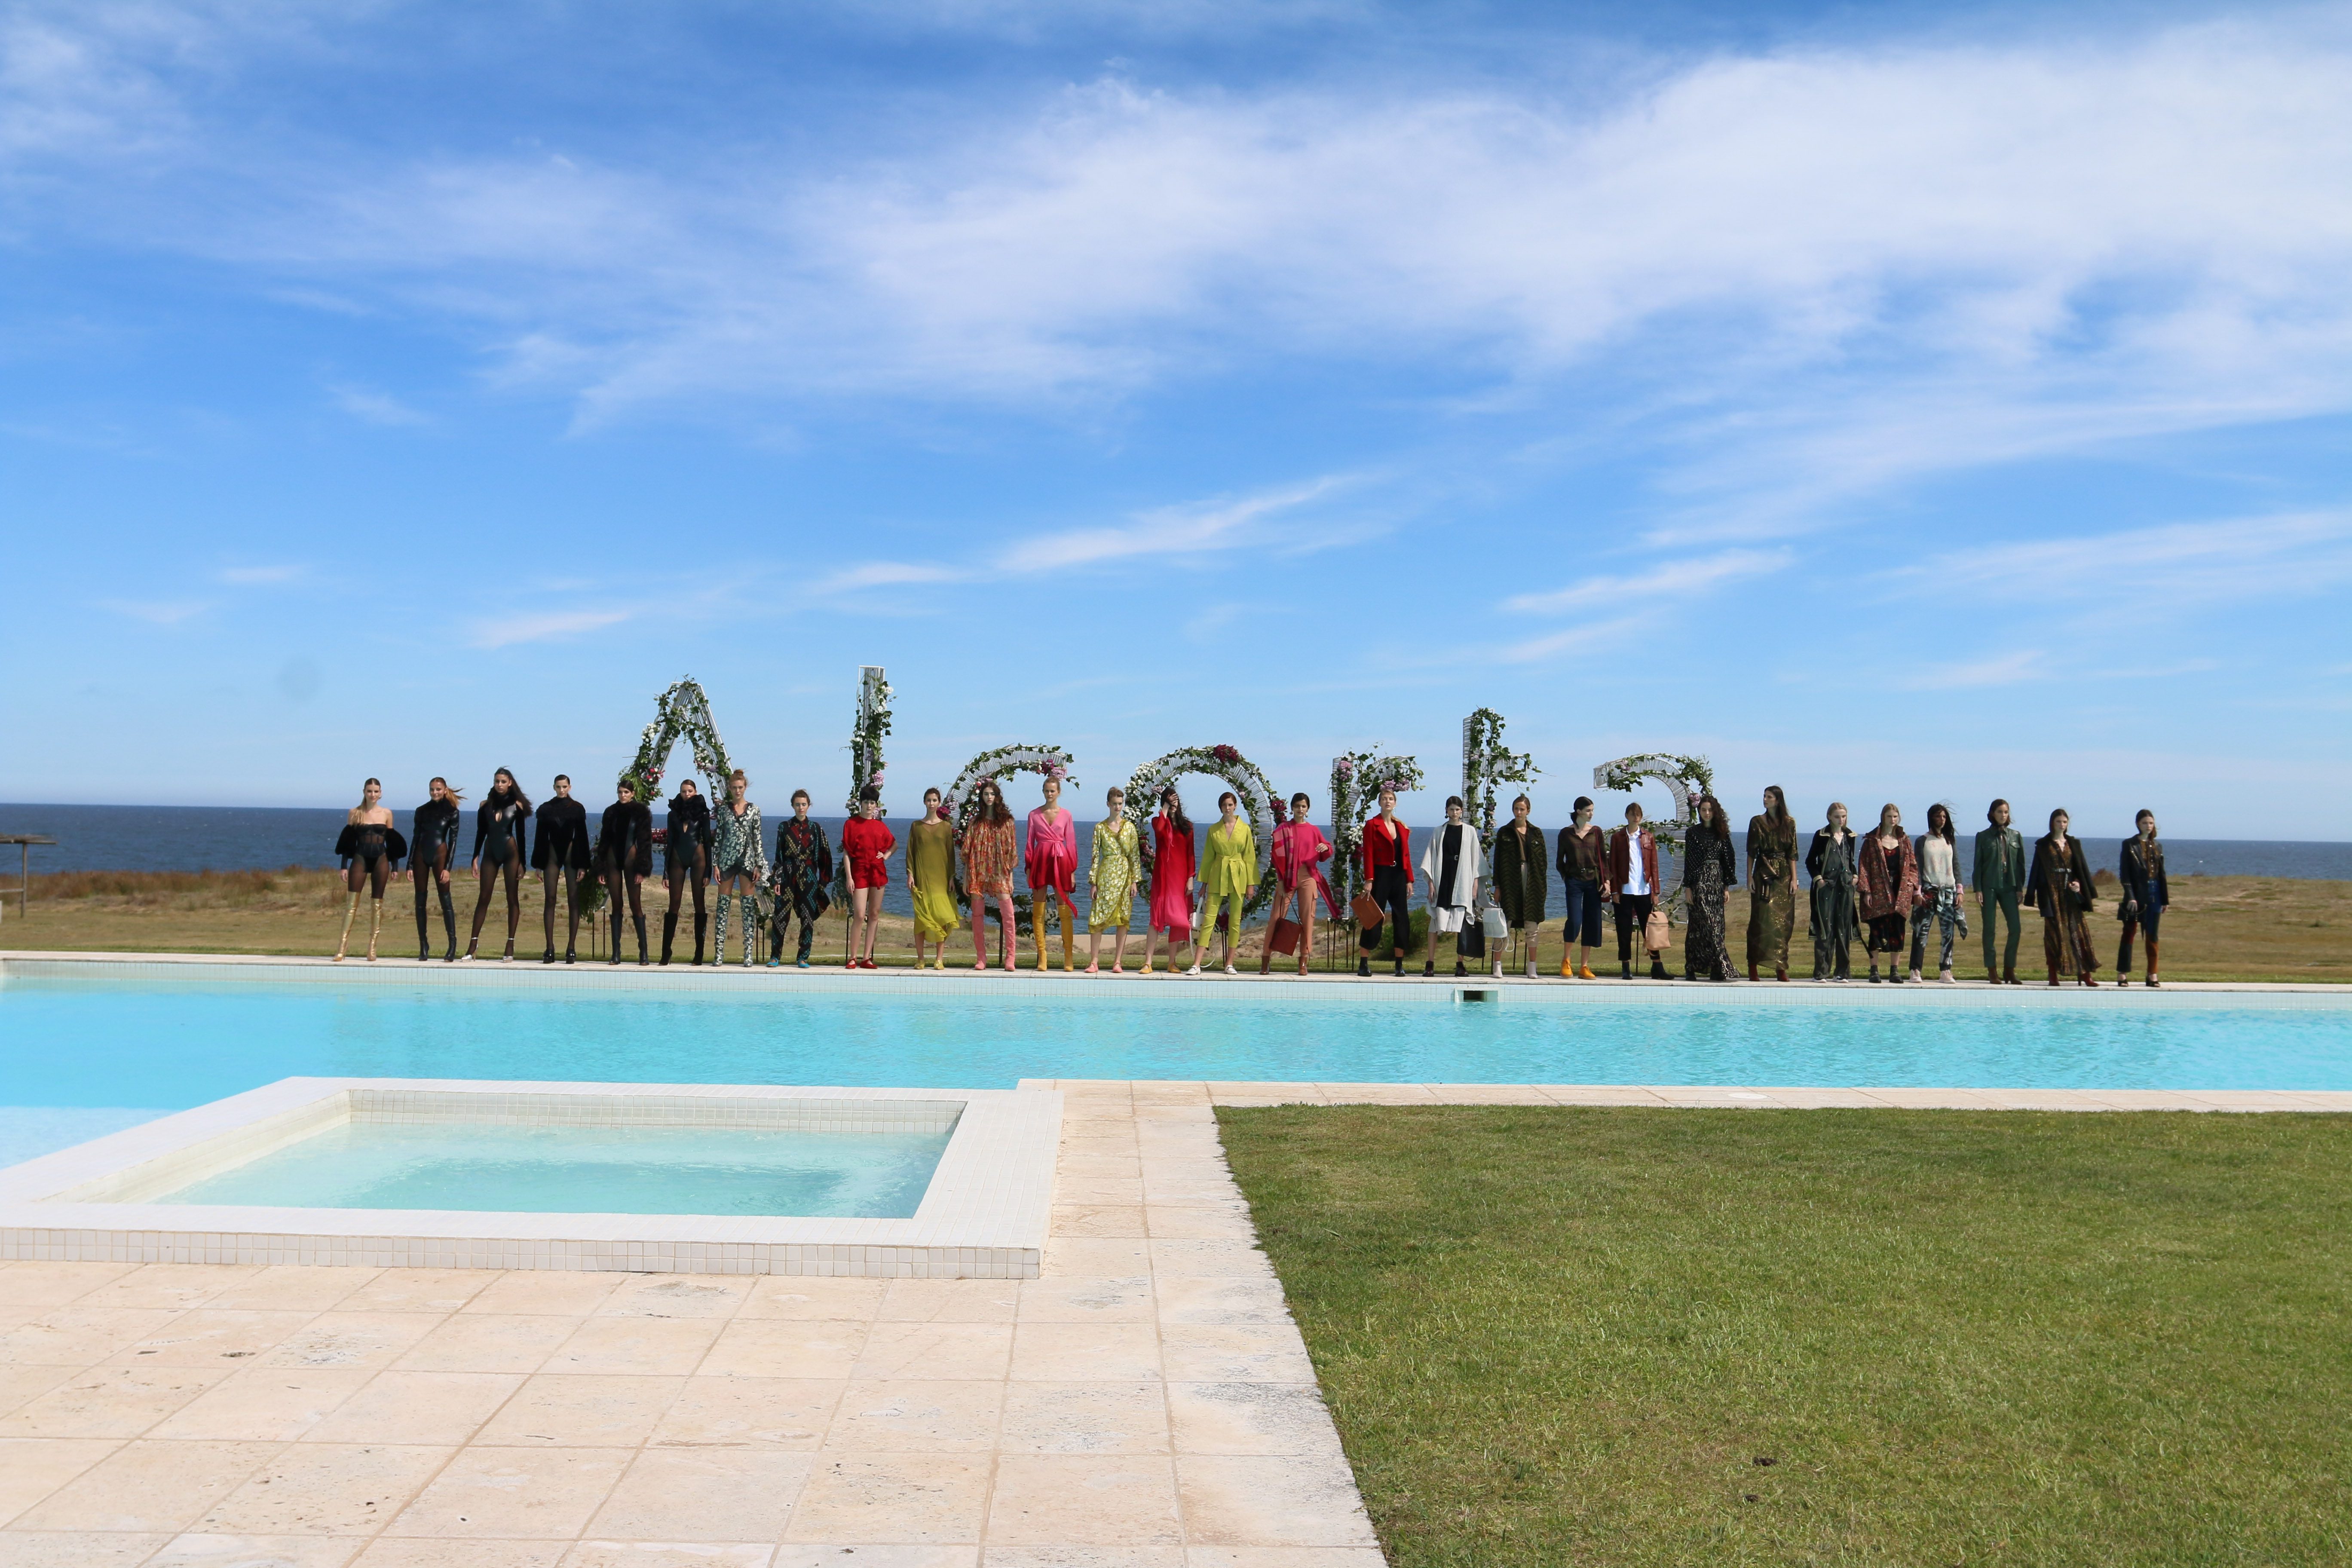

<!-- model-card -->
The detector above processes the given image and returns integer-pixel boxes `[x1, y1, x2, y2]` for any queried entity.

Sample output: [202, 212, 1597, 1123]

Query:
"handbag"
[1457, 913, 1486, 960]
[1267, 917, 1302, 956]
[1644, 908, 1672, 952]
[1350, 891, 1385, 927]
[1481, 905, 1510, 943]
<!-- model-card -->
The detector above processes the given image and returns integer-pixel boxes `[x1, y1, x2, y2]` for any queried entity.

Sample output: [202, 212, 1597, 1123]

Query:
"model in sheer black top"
[532, 773, 593, 964]
[410, 777, 464, 962]
[662, 780, 714, 965]
[463, 768, 533, 962]
[333, 778, 408, 963]
[597, 779, 654, 965]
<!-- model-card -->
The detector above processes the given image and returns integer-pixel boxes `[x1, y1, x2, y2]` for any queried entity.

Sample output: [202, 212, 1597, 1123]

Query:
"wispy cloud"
[217, 563, 306, 585]
[809, 561, 968, 594]
[327, 382, 430, 426]
[470, 607, 631, 649]
[1503, 548, 1791, 616]
[1884, 510, 2352, 612]
[1904, 649, 2044, 690]
[98, 597, 208, 625]
[1493, 615, 1650, 665]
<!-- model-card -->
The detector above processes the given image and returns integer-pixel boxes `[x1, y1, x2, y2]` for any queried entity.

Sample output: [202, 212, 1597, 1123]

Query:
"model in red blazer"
[1361, 815, 1412, 882]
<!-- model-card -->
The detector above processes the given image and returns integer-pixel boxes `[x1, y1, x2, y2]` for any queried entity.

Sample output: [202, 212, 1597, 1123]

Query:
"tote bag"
[1644, 908, 1673, 952]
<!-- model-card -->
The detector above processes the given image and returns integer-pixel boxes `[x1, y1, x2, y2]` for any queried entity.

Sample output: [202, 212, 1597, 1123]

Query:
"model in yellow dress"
[1086, 786, 1141, 974]
[1188, 793, 1257, 975]
[907, 788, 960, 971]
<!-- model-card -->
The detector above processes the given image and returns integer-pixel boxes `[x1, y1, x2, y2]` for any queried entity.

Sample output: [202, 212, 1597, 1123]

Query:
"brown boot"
[2046, 968, 2061, 987]
[1747, 961, 1759, 983]
[2146, 939, 2161, 988]
[2002, 964, 2017, 985]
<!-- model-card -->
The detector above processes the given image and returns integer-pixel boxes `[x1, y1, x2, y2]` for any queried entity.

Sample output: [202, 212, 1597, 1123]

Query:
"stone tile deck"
[6, 1075, 2348, 1564]
[0, 1081, 1379, 1567]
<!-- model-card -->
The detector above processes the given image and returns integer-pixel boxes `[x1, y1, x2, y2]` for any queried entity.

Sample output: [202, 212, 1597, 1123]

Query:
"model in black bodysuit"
[597, 780, 654, 965]
[533, 773, 594, 964]
[333, 778, 409, 962]
[463, 768, 533, 962]
[410, 777, 464, 961]
[662, 780, 714, 965]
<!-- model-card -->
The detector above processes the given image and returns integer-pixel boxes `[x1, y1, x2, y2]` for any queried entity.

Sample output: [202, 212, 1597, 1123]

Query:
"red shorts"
[850, 861, 888, 890]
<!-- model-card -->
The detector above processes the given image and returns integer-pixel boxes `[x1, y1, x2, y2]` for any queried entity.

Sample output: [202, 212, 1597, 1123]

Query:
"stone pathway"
[0, 1080, 1377, 1568]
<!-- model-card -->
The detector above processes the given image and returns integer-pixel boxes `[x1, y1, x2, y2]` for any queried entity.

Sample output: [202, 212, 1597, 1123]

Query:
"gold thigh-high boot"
[335, 890, 361, 961]
[1060, 900, 1076, 971]
[366, 898, 383, 961]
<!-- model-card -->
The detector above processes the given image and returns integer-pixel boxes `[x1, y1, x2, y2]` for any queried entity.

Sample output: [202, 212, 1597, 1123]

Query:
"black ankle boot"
[542, 947, 555, 964]
[661, 910, 678, 965]
[1453, 959, 1467, 978]
[1357, 956, 1370, 977]
[1423, 960, 1435, 977]
[1650, 960, 1670, 980]
[1620, 961, 1633, 979]
[1392, 957, 1404, 976]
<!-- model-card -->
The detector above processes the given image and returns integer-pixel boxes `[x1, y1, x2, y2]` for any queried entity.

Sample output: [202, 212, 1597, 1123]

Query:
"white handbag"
[1480, 905, 1510, 943]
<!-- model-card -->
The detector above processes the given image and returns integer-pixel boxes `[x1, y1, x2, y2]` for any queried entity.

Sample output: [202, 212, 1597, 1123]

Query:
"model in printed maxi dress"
[1025, 775, 1081, 972]
[1141, 786, 1196, 975]
[1746, 784, 1799, 982]
[1680, 795, 1739, 983]
[1189, 792, 1257, 976]
[963, 778, 1021, 972]
[1807, 802, 1859, 982]
[2026, 807, 2101, 987]
[907, 787, 961, 972]
[1086, 786, 1141, 974]
[1265, 791, 1335, 977]
[766, 790, 832, 968]
[710, 770, 768, 967]
[332, 778, 407, 963]
[1489, 793, 1546, 978]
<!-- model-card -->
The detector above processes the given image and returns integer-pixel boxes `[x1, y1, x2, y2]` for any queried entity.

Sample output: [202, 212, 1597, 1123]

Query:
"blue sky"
[4, 0, 2349, 837]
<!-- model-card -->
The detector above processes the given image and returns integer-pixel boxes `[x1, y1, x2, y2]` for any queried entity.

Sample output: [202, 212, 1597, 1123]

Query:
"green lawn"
[1217, 1106, 2352, 1566]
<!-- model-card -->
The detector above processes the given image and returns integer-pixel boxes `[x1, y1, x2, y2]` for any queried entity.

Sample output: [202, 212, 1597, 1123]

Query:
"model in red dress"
[1140, 785, 1196, 976]
[839, 785, 897, 970]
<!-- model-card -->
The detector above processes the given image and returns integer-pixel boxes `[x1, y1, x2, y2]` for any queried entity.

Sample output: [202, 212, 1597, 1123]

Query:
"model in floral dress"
[766, 790, 831, 967]
[1680, 796, 1738, 983]
[962, 778, 1020, 972]
[711, 771, 768, 967]
[1086, 786, 1141, 974]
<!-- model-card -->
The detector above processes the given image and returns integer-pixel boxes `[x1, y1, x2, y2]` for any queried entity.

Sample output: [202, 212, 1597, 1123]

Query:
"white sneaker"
[1185, 964, 1202, 977]
[1222, 964, 1237, 976]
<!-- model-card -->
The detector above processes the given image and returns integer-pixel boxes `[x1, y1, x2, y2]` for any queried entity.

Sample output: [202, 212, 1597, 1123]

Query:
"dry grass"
[0, 866, 2343, 981]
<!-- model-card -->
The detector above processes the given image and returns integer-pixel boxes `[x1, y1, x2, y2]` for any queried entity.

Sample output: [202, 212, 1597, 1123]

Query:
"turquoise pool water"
[156, 1121, 949, 1217]
[3, 972, 2349, 1165]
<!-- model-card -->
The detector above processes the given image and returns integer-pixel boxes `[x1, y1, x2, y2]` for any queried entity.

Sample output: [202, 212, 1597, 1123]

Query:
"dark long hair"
[975, 778, 1013, 827]
[1160, 785, 1191, 837]
[487, 768, 530, 815]
[1763, 784, 1790, 826]
[1925, 802, 1957, 845]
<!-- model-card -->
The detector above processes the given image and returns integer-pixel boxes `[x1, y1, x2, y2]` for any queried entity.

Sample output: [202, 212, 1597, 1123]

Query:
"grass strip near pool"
[1219, 1105, 2352, 1566]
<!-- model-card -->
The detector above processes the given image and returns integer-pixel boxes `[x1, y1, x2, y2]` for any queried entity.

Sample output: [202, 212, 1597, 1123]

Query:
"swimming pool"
[4, 960, 2349, 1165]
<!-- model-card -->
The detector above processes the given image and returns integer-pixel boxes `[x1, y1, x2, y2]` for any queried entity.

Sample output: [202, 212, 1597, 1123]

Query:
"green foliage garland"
[1127, 744, 1280, 919]
[1461, 708, 1540, 852]
[1328, 749, 1425, 911]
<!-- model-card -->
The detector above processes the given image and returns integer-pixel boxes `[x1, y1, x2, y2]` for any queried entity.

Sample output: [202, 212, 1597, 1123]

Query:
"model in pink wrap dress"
[1025, 775, 1080, 972]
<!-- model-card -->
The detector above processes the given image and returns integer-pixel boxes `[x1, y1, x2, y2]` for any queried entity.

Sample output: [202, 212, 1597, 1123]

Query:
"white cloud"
[98, 597, 208, 625]
[328, 382, 430, 426]
[470, 607, 631, 649]
[1904, 649, 2044, 690]
[1503, 548, 1791, 615]
[12, 9, 2352, 523]
[217, 563, 306, 585]
[811, 561, 968, 594]
[1885, 509, 2352, 612]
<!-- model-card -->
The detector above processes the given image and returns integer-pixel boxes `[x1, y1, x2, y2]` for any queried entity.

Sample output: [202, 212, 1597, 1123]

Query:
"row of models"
[334, 774, 2171, 988]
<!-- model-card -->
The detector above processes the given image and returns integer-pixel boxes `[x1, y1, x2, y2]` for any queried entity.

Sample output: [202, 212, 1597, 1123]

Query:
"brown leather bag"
[1267, 918, 1303, 956]
[1350, 892, 1384, 926]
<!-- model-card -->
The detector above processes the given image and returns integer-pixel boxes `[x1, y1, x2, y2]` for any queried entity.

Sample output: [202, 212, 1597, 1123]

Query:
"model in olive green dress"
[1746, 785, 1800, 981]
[907, 788, 961, 971]
[1087, 786, 1142, 974]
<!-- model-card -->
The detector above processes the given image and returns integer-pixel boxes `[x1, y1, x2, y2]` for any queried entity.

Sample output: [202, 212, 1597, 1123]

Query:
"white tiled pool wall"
[350, 1087, 965, 1135]
[0, 1080, 1061, 1279]
[4, 952, 2345, 1008]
